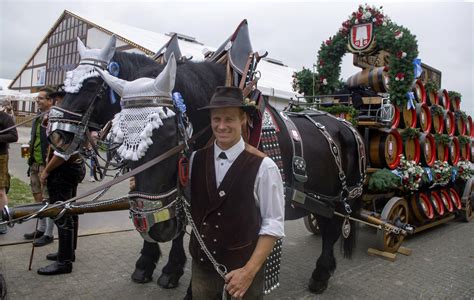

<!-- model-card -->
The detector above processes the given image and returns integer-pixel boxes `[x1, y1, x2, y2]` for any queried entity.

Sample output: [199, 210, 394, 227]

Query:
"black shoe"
[37, 261, 72, 275]
[33, 235, 54, 247]
[24, 230, 44, 240]
[47, 252, 76, 262]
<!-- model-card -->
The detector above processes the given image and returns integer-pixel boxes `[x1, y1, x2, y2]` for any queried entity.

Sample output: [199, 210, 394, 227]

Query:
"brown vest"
[190, 143, 265, 271]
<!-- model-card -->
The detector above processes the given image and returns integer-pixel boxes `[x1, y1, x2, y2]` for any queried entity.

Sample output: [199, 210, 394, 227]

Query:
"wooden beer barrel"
[369, 128, 403, 169]
[466, 115, 472, 137]
[448, 137, 460, 165]
[429, 190, 445, 217]
[399, 106, 417, 129]
[438, 89, 451, 111]
[438, 189, 454, 213]
[346, 67, 389, 93]
[426, 90, 438, 106]
[444, 110, 455, 136]
[455, 113, 466, 136]
[436, 142, 449, 162]
[419, 133, 436, 167]
[412, 79, 426, 104]
[415, 103, 432, 133]
[410, 193, 434, 223]
[391, 105, 401, 129]
[448, 188, 462, 210]
[403, 134, 421, 164]
[431, 108, 445, 134]
[450, 96, 461, 112]
[459, 140, 471, 161]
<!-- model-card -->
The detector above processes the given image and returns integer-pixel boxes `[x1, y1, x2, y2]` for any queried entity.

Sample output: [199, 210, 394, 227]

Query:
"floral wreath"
[397, 154, 424, 191]
[431, 160, 452, 185]
[456, 160, 473, 181]
[293, 4, 418, 107]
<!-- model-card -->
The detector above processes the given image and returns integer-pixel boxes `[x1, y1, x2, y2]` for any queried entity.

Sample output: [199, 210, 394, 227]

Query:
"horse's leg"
[157, 231, 187, 289]
[309, 216, 341, 294]
[131, 240, 161, 283]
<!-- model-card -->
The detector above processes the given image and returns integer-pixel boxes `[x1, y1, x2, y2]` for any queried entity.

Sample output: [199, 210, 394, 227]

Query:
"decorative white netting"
[64, 65, 100, 94]
[108, 106, 175, 161]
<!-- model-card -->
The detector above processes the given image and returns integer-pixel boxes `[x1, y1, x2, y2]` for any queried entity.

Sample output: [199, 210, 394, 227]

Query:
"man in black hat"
[189, 86, 285, 299]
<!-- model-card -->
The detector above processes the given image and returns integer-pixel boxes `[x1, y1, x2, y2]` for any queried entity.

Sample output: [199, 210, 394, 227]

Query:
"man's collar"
[214, 137, 244, 162]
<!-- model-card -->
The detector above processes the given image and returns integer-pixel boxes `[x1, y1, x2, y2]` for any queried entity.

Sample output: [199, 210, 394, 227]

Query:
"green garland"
[401, 128, 420, 142]
[293, 4, 418, 107]
[368, 168, 400, 193]
[434, 133, 451, 146]
[448, 90, 462, 101]
[430, 104, 444, 116]
[458, 135, 471, 146]
[424, 79, 439, 93]
[455, 111, 468, 122]
[319, 105, 359, 126]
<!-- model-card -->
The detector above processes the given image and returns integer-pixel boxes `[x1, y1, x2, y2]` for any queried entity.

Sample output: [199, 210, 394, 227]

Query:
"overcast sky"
[0, 1, 472, 115]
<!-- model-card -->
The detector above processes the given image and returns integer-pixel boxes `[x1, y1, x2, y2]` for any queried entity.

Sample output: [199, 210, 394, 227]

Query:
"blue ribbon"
[406, 92, 415, 110]
[107, 62, 120, 105]
[172, 92, 186, 114]
[413, 58, 422, 79]
[423, 167, 433, 182]
[451, 168, 457, 182]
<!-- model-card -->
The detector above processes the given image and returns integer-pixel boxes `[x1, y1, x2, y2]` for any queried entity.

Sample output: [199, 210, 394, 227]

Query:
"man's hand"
[40, 170, 49, 185]
[225, 266, 255, 299]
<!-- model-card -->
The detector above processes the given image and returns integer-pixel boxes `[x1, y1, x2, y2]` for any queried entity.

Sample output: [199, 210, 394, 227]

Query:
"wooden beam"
[397, 246, 412, 256]
[367, 248, 397, 262]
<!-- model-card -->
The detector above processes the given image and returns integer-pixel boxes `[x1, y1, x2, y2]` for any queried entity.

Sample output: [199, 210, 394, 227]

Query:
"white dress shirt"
[190, 137, 285, 238]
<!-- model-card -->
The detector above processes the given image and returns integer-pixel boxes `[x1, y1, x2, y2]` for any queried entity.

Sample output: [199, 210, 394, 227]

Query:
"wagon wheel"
[376, 197, 409, 253]
[461, 180, 473, 222]
[303, 213, 320, 235]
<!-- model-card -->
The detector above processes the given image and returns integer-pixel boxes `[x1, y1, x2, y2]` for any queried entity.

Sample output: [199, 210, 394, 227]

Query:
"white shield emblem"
[350, 23, 373, 51]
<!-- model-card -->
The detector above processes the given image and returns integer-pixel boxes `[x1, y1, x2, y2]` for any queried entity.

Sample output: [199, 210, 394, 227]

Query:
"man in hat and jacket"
[189, 86, 285, 299]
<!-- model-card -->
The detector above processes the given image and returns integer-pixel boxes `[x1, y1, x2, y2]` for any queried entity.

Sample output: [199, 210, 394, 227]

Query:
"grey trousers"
[191, 260, 264, 300]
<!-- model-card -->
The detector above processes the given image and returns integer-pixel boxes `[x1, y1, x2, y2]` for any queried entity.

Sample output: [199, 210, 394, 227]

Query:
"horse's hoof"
[131, 268, 153, 284]
[157, 272, 181, 289]
[308, 277, 328, 294]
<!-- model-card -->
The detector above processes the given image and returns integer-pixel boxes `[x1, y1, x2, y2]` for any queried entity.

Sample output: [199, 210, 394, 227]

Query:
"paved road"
[1, 126, 473, 299]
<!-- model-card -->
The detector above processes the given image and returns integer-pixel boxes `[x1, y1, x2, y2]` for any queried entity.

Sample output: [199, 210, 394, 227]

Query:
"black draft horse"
[57, 50, 364, 294]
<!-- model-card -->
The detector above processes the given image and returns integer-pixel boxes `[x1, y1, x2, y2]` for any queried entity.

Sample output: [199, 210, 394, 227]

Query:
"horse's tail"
[341, 198, 362, 259]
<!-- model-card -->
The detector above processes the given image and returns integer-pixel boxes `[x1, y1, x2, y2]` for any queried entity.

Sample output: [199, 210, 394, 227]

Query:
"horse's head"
[98, 55, 184, 242]
[48, 35, 119, 154]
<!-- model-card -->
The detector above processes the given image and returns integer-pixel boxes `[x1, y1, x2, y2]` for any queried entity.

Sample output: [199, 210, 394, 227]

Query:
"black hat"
[199, 86, 254, 112]
[49, 84, 66, 98]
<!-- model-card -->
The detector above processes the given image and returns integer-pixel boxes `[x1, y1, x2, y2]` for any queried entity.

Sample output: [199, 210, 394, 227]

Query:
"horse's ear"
[100, 35, 116, 62]
[96, 68, 126, 97]
[154, 53, 177, 94]
[77, 37, 87, 58]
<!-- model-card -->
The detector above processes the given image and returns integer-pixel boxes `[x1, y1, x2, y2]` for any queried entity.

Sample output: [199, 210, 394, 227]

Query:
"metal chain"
[129, 196, 178, 214]
[181, 197, 228, 279]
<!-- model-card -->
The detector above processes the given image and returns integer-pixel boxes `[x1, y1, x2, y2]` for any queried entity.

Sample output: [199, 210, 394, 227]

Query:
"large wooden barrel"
[369, 128, 403, 169]
[346, 67, 389, 92]
[415, 103, 432, 133]
[459, 140, 471, 161]
[438, 89, 451, 111]
[426, 90, 438, 106]
[438, 189, 454, 213]
[390, 105, 401, 129]
[436, 142, 449, 162]
[448, 137, 460, 165]
[429, 190, 445, 217]
[403, 133, 421, 163]
[450, 95, 461, 112]
[467, 116, 472, 137]
[410, 193, 434, 224]
[448, 188, 462, 210]
[419, 133, 436, 167]
[454, 113, 466, 136]
[399, 106, 417, 129]
[444, 110, 455, 136]
[431, 107, 445, 134]
[412, 79, 426, 104]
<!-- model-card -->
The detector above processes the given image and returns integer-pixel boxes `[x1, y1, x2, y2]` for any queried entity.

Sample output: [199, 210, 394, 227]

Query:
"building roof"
[11, 10, 300, 100]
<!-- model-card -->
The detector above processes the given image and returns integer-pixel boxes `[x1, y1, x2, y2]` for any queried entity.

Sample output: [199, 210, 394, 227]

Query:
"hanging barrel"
[369, 128, 403, 169]
[454, 113, 466, 136]
[410, 193, 434, 223]
[450, 96, 461, 112]
[419, 133, 436, 167]
[399, 106, 417, 129]
[412, 79, 426, 104]
[403, 133, 421, 164]
[436, 142, 449, 162]
[448, 137, 460, 165]
[459, 140, 471, 161]
[438, 89, 451, 111]
[346, 67, 389, 93]
[438, 189, 454, 213]
[444, 110, 455, 136]
[426, 90, 438, 106]
[430, 107, 445, 134]
[448, 188, 462, 210]
[415, 103, 432, 133]
[429, 190, 445, 217]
